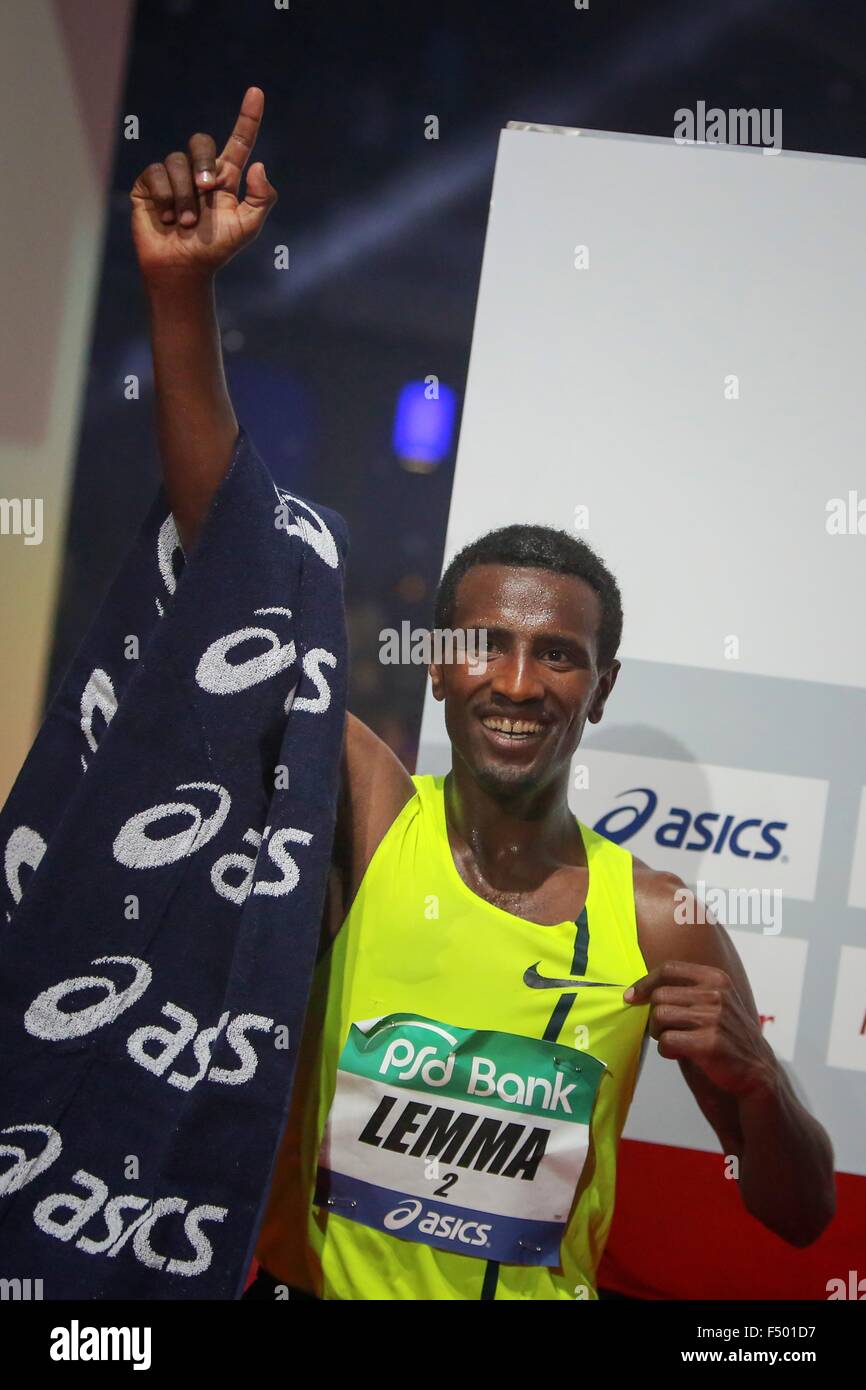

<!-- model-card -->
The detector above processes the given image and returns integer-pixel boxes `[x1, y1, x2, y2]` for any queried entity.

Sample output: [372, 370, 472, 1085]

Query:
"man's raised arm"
[129, 86, 278, 555]
[131, 91, 416, 925]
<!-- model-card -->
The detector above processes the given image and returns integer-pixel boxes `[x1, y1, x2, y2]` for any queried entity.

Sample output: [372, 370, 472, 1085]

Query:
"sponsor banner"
[847, 789, 866, 910]
[573, 750, 828, 901]
[315, 1013, 606, 1266]
[826, 946, 866, 1073]
[726, 930, 809, 1062]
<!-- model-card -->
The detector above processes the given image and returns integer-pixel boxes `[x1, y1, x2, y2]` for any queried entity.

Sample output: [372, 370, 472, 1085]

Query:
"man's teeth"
[481, 716, 543, 735]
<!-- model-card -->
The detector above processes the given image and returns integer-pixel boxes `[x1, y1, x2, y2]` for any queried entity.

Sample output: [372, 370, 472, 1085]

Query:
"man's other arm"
[321, 715, 416, 952]
[632, 864, 836, 1247]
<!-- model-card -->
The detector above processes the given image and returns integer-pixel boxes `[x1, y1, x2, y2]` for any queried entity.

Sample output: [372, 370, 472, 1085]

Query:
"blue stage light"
[392, 380, 457, 469]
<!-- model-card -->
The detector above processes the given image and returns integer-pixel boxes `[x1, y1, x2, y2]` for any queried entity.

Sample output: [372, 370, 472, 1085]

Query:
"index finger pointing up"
[219, 87, 265, 191]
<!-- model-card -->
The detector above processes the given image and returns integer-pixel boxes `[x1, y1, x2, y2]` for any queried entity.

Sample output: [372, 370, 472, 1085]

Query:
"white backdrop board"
[418, 125, 866, 1178]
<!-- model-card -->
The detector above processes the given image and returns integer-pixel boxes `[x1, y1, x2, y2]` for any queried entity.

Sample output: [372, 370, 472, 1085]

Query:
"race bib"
[314, 1012, 606, 1266]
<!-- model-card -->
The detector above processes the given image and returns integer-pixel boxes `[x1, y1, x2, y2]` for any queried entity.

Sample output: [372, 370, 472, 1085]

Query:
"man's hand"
[629, 871, 835, 1244]
[130, 86, 278, 284]
[624, 958, 776, 1098]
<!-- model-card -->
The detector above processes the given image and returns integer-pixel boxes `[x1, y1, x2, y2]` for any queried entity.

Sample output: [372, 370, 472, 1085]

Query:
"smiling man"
[132, 88, 836, 1301]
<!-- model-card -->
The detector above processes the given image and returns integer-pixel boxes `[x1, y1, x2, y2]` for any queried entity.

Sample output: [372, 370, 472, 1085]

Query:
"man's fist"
[624, 959, 777, 1098]
[130, 86, 278, 283]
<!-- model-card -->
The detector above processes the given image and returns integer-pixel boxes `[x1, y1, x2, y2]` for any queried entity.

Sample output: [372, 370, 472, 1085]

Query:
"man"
[131, 88, 835, 1301]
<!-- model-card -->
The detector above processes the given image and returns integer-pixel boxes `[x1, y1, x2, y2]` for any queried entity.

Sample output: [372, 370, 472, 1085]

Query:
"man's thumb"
[239, 162, 278, 228]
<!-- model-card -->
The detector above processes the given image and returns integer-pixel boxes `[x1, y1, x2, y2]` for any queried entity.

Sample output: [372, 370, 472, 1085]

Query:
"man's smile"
[480, 714, 545, 738]
[476, 709, 553, 755]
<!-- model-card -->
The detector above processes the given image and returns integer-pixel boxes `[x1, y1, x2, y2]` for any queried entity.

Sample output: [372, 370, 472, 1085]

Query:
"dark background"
[50, 0, 866, 767]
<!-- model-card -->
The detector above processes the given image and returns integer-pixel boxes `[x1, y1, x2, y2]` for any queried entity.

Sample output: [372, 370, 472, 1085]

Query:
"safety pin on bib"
[552, 1055, 583, 1073]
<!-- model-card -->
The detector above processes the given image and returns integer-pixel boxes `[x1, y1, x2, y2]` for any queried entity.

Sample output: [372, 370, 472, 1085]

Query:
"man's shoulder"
[629, 855, 750, 980]
[629, 855, 695, 969]
[631, 855, 689, 917]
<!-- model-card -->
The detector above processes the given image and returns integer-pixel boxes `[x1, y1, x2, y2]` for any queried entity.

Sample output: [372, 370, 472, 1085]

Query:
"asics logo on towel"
[522, 964, 621, 990]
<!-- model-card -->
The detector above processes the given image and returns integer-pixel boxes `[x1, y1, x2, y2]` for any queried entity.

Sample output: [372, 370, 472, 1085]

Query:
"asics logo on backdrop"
[594, 787, 787, 861]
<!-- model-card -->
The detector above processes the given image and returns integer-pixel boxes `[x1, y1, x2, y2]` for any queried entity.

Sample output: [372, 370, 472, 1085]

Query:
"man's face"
[430, 563, 619, 799]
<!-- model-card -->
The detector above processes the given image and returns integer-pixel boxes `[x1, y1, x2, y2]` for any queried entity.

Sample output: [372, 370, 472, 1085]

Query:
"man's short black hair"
[434, 524, 623, 669]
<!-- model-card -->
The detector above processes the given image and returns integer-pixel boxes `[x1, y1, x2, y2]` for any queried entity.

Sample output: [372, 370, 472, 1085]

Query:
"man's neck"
[443, 761, 585, 889]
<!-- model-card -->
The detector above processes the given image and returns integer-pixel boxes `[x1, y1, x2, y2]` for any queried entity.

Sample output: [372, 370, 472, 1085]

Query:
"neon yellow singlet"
[256, 774, 650, 1300]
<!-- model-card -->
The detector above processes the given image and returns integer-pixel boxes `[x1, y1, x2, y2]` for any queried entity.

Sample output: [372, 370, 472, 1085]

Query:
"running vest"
[255, 774, 650, 1300]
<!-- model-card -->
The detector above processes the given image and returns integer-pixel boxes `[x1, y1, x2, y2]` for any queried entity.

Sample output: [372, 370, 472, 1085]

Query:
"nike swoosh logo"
[523, 963, 623, 991]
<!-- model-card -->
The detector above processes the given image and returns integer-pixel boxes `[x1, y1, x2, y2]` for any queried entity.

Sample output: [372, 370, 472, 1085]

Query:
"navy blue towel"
[0, 426, 348, 1299]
